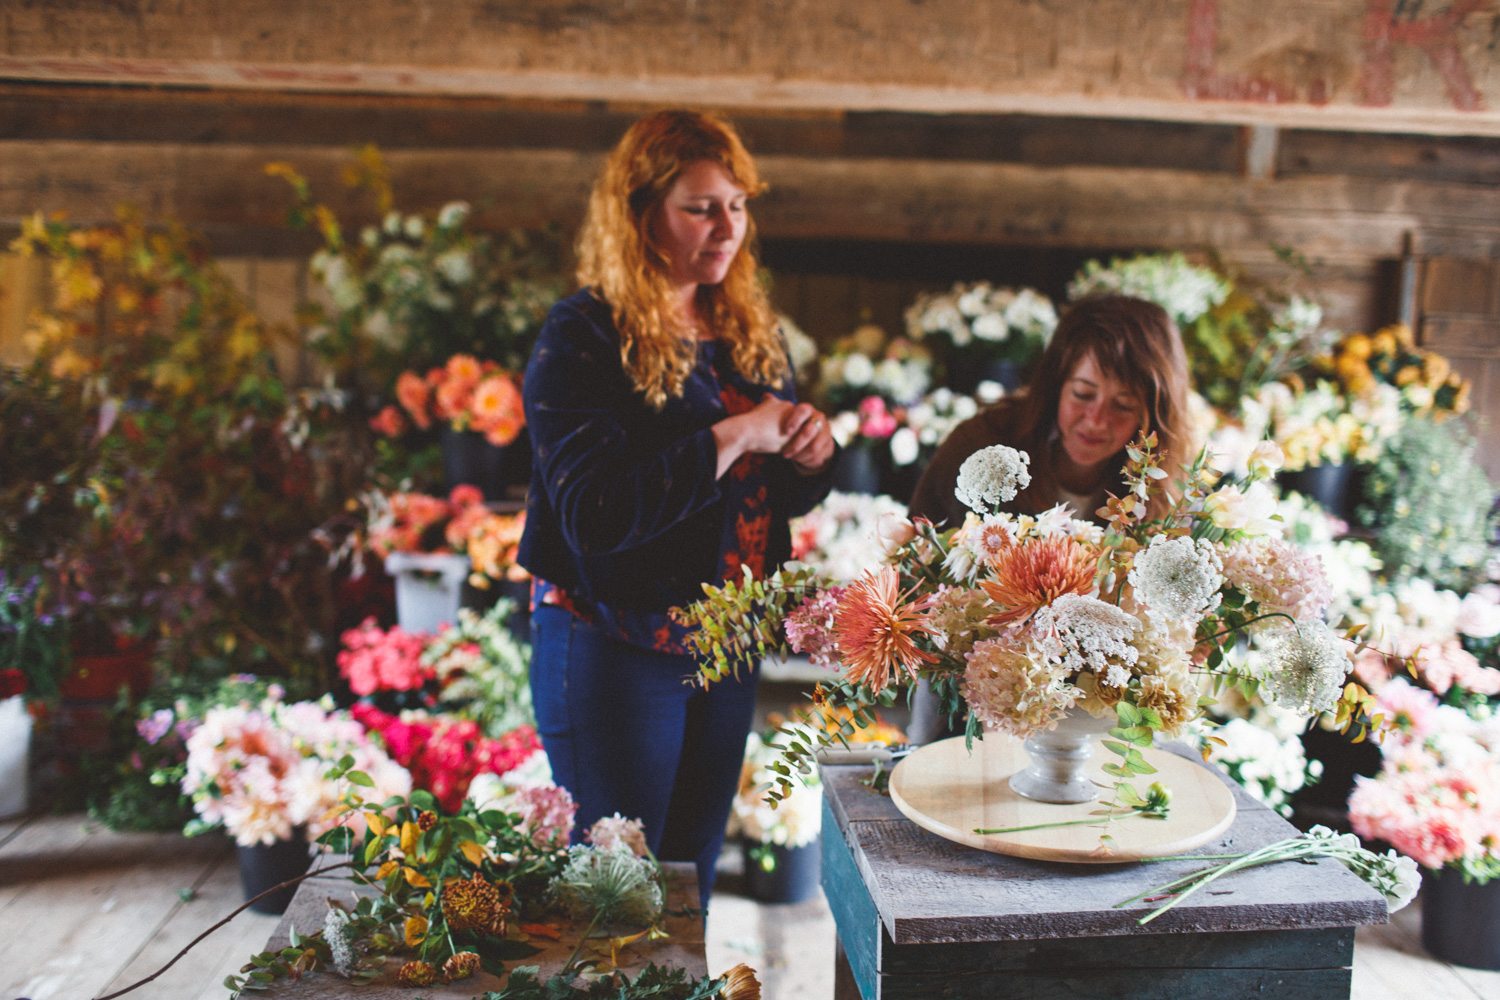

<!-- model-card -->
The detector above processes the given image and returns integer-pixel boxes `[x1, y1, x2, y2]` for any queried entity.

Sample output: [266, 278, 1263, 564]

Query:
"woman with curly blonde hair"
[519, 110, 835, 911]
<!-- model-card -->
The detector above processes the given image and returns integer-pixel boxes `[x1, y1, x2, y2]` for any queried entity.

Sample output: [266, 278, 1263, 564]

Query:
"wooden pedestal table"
[255, 861, 706, 997]
[820, 745, 1389, 1000]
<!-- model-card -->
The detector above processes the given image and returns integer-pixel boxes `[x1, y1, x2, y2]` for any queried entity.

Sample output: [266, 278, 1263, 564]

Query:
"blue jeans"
[530, 604, 758, 911]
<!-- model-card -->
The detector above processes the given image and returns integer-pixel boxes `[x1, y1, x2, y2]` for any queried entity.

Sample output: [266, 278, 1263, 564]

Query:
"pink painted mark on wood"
[1183, 0, 1491, 112]
[1358, 0, 1490, 111]
[1181, 0, 1315, 104]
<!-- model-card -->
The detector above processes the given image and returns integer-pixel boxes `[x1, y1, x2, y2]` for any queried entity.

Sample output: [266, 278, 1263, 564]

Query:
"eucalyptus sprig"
[975, 782, 1171, 836]
[673, 565, 825, 684]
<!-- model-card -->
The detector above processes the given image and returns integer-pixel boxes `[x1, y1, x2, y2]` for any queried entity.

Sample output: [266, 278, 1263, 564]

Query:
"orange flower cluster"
[366, 484, 528, 585]
[1319, 324, 1469, 416]
[376, 354, 524, 446]
[833, 565, 937, 693]
[980, 534, 1098, 627]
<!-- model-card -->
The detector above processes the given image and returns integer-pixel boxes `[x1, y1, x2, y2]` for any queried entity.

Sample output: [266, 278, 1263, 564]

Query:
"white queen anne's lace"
[954, 445, 1031, 515]
[1261, 621, 1353, 714]
[1129, 535, 1224, 628]
[1034, 593, 1140, 686]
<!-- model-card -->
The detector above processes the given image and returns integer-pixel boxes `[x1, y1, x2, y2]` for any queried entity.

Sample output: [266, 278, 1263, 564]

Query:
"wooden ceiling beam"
[3, 1, 1499, 137]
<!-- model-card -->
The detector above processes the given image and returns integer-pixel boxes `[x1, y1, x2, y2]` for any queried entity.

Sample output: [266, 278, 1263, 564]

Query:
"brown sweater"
[907, 398, 1118, 529]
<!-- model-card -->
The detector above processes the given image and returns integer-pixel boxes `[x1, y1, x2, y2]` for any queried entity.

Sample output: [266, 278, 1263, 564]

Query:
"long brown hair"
[1012, 295, 1194, 519]
[576, 109, 785, 409]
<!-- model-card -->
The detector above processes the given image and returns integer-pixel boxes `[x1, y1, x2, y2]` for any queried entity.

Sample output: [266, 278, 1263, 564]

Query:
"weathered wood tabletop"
[821, 748, 1391, 1000]
[257, 862, 707, 997]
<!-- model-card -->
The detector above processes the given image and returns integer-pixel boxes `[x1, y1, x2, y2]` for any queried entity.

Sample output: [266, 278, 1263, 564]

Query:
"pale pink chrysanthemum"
[833, 566, 937, 694]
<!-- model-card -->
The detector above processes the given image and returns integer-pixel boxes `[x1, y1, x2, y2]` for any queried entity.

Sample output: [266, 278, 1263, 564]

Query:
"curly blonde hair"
[576, 110, 785, 409]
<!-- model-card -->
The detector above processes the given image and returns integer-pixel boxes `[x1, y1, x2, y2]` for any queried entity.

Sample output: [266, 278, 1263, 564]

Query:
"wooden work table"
[819, 750, 1390, 1000]
[256, 861, 707, 997]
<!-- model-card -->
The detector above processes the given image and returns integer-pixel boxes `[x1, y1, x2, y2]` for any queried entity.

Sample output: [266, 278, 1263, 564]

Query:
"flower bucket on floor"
[0, 696, 31, 819]
[745, 839, 822, 904]
[1421, 867, 1500, 970]
[386, 551, 470, 634]
[237, 835, 311, 914]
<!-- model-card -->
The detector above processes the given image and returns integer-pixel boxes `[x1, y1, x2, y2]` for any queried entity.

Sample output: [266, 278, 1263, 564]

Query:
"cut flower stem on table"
[1115, 825, 1421, 925]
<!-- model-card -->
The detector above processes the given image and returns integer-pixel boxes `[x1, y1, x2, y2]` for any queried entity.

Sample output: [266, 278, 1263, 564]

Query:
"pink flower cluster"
[337, 618, 434, 697]
[351, 703, 541, 813]
[586, 813, 649, 856]
[785, 587, 845, 670]
[1221, 537, 1333, 622]
[182, 696, 411, 846]
[1349, 686, 1500, 872]
[1353, 640, 1500, 697]
[857, 396, 898, 438]
[508, 784, 579, 851]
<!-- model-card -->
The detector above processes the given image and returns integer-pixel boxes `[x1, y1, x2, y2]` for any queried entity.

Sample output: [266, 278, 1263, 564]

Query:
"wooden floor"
[3, 813, 1498, 1000]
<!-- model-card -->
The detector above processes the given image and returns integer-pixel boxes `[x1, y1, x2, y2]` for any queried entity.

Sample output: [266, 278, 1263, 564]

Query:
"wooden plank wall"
[2, 1, 1498, 467]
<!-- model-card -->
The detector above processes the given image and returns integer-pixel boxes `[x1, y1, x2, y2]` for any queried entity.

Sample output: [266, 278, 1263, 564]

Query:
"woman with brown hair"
[909, 294, 1195, 530]
[905, 294, 1194, 743]
[517, 110, 835, 909]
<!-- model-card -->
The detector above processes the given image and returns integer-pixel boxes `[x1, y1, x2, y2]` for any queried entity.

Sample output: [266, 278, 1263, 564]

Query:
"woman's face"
[1055, 353, 1147, 476]
[650, 159, 748, 291]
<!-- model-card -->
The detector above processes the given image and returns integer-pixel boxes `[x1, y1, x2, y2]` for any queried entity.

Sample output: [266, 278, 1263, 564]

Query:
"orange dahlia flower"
[833, 565, 937, 694]
[980, 534, 1098, 627]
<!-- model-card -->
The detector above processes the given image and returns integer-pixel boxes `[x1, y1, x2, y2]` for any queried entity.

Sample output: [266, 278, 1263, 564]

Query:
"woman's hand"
[779, 402, 835, 475]
[712, 396, 794, 477]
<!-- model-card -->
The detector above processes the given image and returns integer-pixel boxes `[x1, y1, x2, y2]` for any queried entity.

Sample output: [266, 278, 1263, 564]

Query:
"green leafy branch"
[672, 565, 825, 686]
[479, 961, 753, 1000]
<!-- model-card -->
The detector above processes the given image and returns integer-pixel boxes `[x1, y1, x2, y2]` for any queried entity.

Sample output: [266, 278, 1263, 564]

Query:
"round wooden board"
[888, 734, 1237, 863]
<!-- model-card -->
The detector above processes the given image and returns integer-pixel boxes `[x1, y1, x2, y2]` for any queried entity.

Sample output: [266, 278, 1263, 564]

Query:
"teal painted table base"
[820, 753, 1387, 1000]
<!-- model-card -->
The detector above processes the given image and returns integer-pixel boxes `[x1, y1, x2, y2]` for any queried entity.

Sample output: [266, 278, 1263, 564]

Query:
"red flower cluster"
[351, 703, 541, 813]
[0, 668, 26, 700]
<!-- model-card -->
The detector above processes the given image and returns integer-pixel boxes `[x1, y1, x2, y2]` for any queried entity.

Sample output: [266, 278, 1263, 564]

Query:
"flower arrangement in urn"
[678, 434, 1378, 804]
[363, 484, 528, 589]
